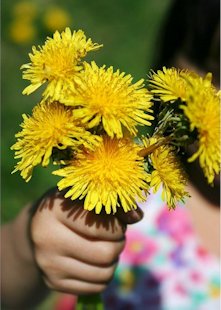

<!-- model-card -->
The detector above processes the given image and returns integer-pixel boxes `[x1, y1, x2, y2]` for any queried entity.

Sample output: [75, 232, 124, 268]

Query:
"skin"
[186, 183, 220, 258]
[1, 189, 143, 309]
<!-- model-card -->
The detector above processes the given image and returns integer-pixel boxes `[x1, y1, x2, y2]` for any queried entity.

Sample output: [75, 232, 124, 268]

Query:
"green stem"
[76, 293, 104, 310]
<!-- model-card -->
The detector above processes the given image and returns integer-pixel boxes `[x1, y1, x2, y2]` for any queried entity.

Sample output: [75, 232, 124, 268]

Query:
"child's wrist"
[11, 204, 37, 267]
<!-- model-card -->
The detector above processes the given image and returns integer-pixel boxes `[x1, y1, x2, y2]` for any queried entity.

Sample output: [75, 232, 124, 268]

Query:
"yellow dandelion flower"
[146, 138, 188, 209]
[180, 79, 220, 184]
[11, 101, 100, 182]
[53, 137, 150, 214]
[43, 6, 72, 32]
[182, 71, 216, 92]
[149, 67, 191, 102]
[21, 28, 102, 100]
[9, 20, 36, 45]
[62, 61, 154, 138]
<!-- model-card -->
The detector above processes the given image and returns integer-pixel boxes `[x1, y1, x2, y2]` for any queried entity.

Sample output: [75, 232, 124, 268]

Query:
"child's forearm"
[1, 205, 49, 309]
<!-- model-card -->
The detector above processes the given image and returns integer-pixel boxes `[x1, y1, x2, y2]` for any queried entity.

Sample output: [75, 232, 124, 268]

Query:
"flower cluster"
[11, 28, 220, 214]
[149, 67, 220, 185]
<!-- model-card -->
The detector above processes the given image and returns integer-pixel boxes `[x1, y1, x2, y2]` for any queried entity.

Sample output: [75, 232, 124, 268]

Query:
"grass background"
[2, 0, 172, 308]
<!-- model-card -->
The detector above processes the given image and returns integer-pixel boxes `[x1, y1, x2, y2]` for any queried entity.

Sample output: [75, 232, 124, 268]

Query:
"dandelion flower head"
[148, 67, 191, 102]
[62, 61, 154, 138]
[11, 101, 100, 181]
[21, 28, 102, 100]
[180, 74, 220, 184]
[53, 136, 150, 214]
[144, 137, 188, 209]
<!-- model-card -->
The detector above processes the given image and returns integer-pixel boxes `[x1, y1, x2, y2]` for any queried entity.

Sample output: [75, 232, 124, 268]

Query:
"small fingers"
[33, 222, 125, 267]
[44, 277, 107, 295]
[116, 207, 144, 224]
[65, 235, 125, 266]
[55, 197, 127, 241]
[35, 194, 127, 242]
[60, 211, 126, 242]
[41, 255, 117, 284]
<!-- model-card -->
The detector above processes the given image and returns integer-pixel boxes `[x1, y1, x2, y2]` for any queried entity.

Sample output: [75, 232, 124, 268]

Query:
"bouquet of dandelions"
[11, 28, 220, 308]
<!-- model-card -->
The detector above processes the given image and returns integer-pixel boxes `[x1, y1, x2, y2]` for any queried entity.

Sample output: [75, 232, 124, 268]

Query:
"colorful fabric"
[102, 192, 220, 310]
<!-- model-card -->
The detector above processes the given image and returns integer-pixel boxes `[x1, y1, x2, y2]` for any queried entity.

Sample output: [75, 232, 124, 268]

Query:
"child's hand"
[31, 189, 143, 295]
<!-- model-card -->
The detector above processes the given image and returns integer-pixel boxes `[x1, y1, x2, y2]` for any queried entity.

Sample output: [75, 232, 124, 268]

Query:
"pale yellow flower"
[21, 28, 102, 100]
[11, 101, 100, 181]
[62, 61, 154, 138]
[53, 137, 150, 214]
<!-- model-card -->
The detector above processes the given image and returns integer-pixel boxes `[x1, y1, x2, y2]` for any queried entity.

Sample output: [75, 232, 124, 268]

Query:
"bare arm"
[1, 204, 49, 309]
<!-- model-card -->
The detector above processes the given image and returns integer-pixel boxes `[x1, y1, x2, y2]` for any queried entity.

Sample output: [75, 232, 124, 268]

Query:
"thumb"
[116, 206, 144, 225]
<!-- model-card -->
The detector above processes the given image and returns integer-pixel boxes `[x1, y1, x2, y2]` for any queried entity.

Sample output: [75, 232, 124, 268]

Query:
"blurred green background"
[2, 0, 171, 307]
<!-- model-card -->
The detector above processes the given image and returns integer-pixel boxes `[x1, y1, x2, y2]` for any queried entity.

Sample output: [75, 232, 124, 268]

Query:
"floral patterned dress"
[102, 192, 220, 310]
